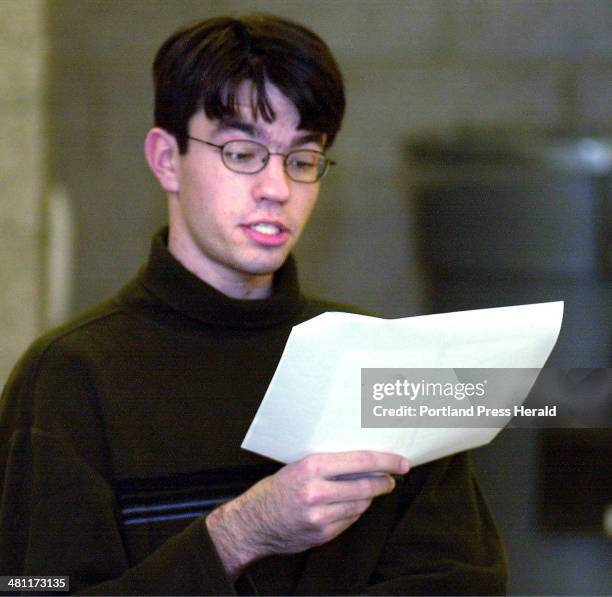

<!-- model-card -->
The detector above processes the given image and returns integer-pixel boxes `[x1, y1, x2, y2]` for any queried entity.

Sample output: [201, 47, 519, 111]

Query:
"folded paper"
[242, 302, 563, 466]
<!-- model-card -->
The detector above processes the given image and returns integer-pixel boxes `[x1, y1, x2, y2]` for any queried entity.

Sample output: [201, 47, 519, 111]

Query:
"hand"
[205, 451, 410, 580]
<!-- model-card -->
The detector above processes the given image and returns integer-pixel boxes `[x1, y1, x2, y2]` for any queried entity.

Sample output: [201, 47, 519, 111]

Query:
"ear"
[144, 127, 181, 194]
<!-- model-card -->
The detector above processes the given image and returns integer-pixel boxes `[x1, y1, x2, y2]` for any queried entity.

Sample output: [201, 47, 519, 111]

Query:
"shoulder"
[16, 297, 123, 364]
[1, 291, 135, 411]
[0, 296, 134, 471]
[8, 270, 153, 375]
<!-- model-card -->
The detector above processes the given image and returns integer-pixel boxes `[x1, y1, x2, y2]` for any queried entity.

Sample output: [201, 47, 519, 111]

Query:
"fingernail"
[400, 458, 410, 473]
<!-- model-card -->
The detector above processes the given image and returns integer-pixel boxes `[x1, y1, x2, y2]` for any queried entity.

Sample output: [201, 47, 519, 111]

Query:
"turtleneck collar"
[140, 228, 305, 329]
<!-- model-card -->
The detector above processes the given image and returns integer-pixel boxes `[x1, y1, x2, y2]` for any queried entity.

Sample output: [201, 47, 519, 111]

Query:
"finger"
[305, 498, 372, 532]
[324, 474, 396, 503]
[322, 498, 373, 524]
[299, 451, 409, 479]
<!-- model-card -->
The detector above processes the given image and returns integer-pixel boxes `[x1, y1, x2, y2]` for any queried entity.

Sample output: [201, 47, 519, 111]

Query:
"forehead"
[202, 82, 325, 147]
[235, 81, 300, 126]
[213, 82, 301, 143]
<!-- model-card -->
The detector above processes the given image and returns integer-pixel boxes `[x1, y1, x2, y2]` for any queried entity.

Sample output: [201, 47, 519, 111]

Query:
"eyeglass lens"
[221, 140, 327, 182]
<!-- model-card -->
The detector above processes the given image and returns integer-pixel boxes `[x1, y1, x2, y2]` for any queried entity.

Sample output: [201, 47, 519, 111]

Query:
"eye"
[222, 140, 267, 165]
[288, 152, 320, 170]
[224, 150, 258, 163]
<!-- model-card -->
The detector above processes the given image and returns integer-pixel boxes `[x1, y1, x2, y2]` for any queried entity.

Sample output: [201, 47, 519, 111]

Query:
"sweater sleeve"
[0, 344, 235, 596]
[289, 452, 507, 596]
[365, 452, 508, 595]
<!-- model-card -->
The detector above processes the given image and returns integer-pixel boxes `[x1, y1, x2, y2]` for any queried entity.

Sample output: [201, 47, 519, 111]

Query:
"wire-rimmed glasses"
[187, 136, 335, 183]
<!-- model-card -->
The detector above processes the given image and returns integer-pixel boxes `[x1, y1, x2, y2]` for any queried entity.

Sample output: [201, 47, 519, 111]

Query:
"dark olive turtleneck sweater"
[0, 229, 507, 595]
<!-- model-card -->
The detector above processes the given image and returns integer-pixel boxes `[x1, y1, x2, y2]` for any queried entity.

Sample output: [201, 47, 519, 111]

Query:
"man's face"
[167, 83, 323, 298]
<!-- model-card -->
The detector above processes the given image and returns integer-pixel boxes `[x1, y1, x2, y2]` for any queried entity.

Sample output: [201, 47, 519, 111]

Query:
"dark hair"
[153, 14, 345, 153]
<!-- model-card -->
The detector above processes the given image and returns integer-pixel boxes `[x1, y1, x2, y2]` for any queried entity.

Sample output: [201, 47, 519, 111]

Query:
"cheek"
[183, 173, 232, 218]
[295, 188, 319, 220]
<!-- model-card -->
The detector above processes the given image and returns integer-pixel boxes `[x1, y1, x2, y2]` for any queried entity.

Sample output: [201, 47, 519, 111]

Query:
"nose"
[253, 154, 291, 203]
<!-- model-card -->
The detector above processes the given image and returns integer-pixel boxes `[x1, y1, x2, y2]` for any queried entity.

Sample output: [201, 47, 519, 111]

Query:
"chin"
[240, 254, 288, 276]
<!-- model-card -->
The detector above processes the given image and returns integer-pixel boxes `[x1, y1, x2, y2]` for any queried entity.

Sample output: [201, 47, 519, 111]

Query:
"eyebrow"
[293, 132, 326, 147]
[215, 117, 326, 149]
[215, 118, 259, 138]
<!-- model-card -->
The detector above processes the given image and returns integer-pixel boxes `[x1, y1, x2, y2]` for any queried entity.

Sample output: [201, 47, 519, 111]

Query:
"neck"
[167, 231, 273, 300]
[217, 274, 273, 300]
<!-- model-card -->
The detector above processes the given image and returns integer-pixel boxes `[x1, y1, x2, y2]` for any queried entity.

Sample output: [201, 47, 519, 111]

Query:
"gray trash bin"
[407, 130, 611, 367]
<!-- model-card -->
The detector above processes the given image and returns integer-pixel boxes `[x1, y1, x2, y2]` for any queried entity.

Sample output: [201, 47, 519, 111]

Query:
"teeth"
[250, 223, 281, 235]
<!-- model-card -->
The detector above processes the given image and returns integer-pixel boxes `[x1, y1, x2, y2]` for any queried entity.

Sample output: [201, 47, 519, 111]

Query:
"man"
[0, 15, 507, 595]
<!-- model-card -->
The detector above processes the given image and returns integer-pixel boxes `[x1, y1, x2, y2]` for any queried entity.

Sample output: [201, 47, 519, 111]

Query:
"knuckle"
[304, 507, 325, 528]
[293, 458, 309, 477]
[299, 483, 324, 507]
[300, 455, 322, 478]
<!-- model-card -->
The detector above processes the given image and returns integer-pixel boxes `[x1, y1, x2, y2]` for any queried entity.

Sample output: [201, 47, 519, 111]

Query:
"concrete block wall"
[0, 0, 47, 385]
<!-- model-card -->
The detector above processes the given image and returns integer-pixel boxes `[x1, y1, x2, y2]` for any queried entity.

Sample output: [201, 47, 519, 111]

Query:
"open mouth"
[248, 223, 283, 236]
[242, 221, 290, 246]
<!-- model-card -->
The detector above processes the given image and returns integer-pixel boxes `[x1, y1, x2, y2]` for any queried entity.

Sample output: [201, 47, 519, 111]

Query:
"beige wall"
[0, 0, 47, 384]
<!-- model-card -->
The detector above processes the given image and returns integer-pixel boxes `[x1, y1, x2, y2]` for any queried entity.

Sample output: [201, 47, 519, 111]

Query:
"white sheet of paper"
[241, 301, 563, 467]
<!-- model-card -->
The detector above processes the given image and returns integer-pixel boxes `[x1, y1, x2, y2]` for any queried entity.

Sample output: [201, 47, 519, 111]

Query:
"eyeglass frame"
[186, 135, 336, 183]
